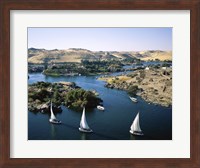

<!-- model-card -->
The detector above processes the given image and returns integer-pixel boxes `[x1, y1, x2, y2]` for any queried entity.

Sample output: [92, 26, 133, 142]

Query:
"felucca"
[49, 101, 61, 124]
[79, 107, 93, 133]
[130, 112, 143, 136]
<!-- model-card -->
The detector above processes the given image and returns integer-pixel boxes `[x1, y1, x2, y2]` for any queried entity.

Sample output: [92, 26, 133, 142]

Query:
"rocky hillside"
[28, 48, 172, 63]
[99, 68, 172, 107]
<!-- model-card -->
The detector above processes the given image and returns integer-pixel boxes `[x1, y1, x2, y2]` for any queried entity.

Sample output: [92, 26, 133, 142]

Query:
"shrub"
[127, 85, 139, 96]
[65, 89, 102, 110]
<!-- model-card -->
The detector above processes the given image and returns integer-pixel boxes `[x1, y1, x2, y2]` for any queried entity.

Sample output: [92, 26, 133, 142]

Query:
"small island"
[28, 81, 102, 113]
[42, 60, 125, 76]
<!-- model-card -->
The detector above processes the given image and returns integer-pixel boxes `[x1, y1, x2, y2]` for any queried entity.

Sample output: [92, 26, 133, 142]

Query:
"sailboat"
[79, 107, 93, 133]
[129, 112, 144, 136]
[49, 101, 61, 124]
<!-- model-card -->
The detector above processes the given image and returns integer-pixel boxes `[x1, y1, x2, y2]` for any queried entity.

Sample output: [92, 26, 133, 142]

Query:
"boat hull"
[129, 130, 144, 136]
[129, 97, 138, 103]
[97, 106, 105, 111]
[49, 119, 62, 124]
[79, 127, 93, 133]
[131, 100, 138, 103]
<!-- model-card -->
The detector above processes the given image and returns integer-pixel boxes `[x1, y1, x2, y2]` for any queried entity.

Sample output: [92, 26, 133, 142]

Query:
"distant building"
[105, 52, 109, 56]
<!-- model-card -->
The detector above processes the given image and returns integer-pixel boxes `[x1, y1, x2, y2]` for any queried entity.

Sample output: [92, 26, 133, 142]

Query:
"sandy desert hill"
[28, 48, 172, 63]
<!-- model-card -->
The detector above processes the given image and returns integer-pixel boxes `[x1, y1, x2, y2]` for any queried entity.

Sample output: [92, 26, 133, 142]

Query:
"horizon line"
[28, 47, 172, 52]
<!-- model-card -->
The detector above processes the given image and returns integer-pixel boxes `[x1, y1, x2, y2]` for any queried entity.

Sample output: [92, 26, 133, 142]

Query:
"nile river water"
[28, 72, 172, 140]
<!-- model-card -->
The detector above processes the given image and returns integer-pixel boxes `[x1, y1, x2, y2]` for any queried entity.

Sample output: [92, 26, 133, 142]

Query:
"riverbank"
[42, 71, 113, 77]
[99, 67, 172, 107]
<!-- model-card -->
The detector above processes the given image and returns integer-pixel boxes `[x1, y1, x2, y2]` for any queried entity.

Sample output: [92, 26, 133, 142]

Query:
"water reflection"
[50, 124, 56, 139]
[130, 134, 137, 140]
[80, 133, 87, 140]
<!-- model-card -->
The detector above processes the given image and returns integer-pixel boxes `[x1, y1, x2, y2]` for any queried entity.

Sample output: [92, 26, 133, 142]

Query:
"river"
[28, 72, 172, 140]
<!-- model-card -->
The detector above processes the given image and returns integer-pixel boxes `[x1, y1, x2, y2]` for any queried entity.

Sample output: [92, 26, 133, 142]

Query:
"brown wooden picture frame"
[0, 0, 200, 168]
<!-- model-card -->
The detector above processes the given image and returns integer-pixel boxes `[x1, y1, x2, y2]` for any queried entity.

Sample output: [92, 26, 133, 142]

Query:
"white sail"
[80, 107, 90, 130]
[130, 112, 142, 132]
[50, 101, 57, 120]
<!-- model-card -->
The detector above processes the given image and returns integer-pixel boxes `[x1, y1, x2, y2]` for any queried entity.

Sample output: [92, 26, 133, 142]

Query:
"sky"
[28, 28, 172, 51]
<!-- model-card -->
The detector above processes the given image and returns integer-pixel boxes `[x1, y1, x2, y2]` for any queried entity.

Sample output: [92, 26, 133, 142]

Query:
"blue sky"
[28, 28, 172, 51]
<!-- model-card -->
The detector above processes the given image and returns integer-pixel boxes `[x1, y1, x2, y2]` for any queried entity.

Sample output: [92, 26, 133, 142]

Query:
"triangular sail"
[130, 112, 142, 132]
[80, 107, 90, 130]
[50, 101, 57, 120]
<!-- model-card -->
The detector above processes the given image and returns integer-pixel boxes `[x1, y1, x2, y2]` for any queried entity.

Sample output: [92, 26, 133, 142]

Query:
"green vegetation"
[29, 88, 51, 103]
[127, 85, 139, 96]
[42, 60, 123, 76]
[122, 58, 141, 65]
[43, 62, 82, 76]
[32, 81, 52, 88]
[65, 89, 102, 110]
[28, 81, 102, 112]
[42, 69, 63, 76]
[81, 60, 123, 74]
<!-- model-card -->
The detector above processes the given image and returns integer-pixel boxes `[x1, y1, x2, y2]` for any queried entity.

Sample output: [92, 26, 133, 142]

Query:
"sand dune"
[28, 48, 172, 63]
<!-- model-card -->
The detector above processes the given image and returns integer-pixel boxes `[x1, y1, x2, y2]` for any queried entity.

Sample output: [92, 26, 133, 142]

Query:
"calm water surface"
[28, 73, 172, 140]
